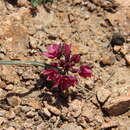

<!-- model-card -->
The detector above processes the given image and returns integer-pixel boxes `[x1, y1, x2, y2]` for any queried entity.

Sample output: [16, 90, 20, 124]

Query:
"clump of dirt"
[0, 0, 130, 130]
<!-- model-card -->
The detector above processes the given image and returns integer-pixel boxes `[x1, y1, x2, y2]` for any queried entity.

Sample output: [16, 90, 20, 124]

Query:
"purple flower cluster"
[43, 44, 92, 91]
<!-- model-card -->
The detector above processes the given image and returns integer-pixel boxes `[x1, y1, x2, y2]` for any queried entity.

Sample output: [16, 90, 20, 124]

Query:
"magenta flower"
[47, 74, 78, 90]
[43, 44, 61, 59]
[59, 75, 78, 90]
[43, 69, 59, 81]
[50, 62, 58, 67]
[63, 44, 71, 61]
[52, 74, 62, 88]
[79, 65, 92, 78]
[70, 54, 80, 63]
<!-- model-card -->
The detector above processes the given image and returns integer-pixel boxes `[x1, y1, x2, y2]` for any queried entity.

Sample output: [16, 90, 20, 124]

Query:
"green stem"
[0, 60, 45, 67]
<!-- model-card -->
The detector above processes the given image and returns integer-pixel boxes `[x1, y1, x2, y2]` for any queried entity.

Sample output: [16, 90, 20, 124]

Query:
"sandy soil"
[0, 0, 130, 129]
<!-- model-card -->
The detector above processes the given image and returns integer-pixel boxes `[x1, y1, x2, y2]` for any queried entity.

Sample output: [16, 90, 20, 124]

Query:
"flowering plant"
[0, 43, 92, 92]
[42, 43, 92, 91]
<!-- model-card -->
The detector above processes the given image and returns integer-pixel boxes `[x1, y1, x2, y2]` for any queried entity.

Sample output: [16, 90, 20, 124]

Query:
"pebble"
[48, 106, 61, 116]
[29, 36, 37, 49]
[23, 121, 33, 128]
[13, 107, 21, 115]
[0, 81, 6, 89]
[6, 126, 16, 130]
[44, 102, 61, 116]
[7, 96, 21, 107]
[22, 71, 36, 80]
[128, 112, 130, 118]
[26, 111, 36, 118]
[5, 84, 14, 91]
[103, 94, 130, 116]
[34, 115, 40, 121]
[25, 98, 42, 110]
[0, 117, 6, 125]
[96, 87, 111, 104]
[42, 108, 51, 117]
[113, 45, 122, 53]
[68, 98, 84, 118]
[21, 106, 31, 113]
[100, 121, 119, 129]
[0, 88, 6, 99]
[81, 105, 94, 122]
[101, 55, 115, 66]
[72, 0, 82, 4]
[6, 109, 16, 120]
[50, 116, 57, 123]
[0, 110, 6, 117]
[125, 54, 130, 65]
[110, 33, 125, 46]
[36, 123, 45, 130]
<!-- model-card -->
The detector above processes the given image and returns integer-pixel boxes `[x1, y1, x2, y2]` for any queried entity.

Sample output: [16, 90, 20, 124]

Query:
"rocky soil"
[0, 0, 130, 129]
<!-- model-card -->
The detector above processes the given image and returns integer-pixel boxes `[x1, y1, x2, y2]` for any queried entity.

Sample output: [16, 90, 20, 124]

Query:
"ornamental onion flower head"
[43, 43, 92, 91]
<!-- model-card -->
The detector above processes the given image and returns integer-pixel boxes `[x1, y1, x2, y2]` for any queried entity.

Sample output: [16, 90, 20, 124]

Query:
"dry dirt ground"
[0, 0, 130, 130]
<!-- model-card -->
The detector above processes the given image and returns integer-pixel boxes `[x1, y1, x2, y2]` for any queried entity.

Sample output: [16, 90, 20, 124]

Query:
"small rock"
[77, 116, 88, 128]
[120, 45, 130, 55]
[5, 84, 14, 91]
[50, 116, 57, 123]
[128, 112, 130, 118]
[23, 120, 33, 128]
[48, 106, 61, 116]
[0, 88, 6, 99]
[110, 33, 125, 47]
[13, 106, 21, 115]
[72, 0, 82, 4]
[16, 69, 23, 76]
[25, 98, 42, 110]
[0, 66, 19, 84]
[36, 123, 45, 130]
[68, 98, 84, 118]
[26, 111, 36, 118]
[22, 71, 36, 80]
[85, 80, 94, 90]
[42, 108, 51, 117]
[100, 121, 119, 129]
[0, 81, 6, 89]
[29, 36, 37, 49]
[103, 94, 130, 116]
[96, 88, 111, 104]
[125, 54, 130, 65]
[71, 44, 90, 54]
[101, 55, 115, 66]
[6, 126, 16, 130]
[44, 102, 61, 116]
[95, 114, 104, 124]
[21, 106, 31, 113]
[7, 96, 21, 107]
[81, 105, 94, 122]
[0, 110, 6, 117]
[119, 79, 126, 84]
[6, 109, 16, 120]
[0, 117, 6, 125]
[113, 45, 122, 53]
